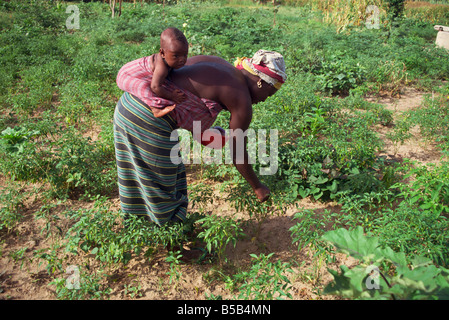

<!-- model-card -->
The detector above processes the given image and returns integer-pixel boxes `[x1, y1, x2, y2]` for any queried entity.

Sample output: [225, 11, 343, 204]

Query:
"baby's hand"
[172, 89, 186, 104]
[152, 105, 176, 118]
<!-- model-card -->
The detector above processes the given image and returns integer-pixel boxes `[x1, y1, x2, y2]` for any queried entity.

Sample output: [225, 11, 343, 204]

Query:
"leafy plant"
[34, 243, 65, 275]
[50, 267, 111, 300]
[64, 199, 190, 266]
[124, 281, 143, 299]
[233, 253, 293, 300]
[165, 250, 184, 287]
[188, 182, 216, 212]
[197, 214, 245, 263]
[394, 160, 449, 216]
[0, 182, 27, 231]
[406, 88, 449, 153]
[290, 209, 340, 264]
[383, 0, 406, 21]
[316, 52, 367, 95]
[3, 0, 449, 301]
[0, 126, 40, 153]
[322, 227, 449, 300]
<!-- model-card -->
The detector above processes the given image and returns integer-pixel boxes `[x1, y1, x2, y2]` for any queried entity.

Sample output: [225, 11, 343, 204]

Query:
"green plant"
[316, 52, 367, 95]
[384, 0, 405, 21]
[165, 250, 184, 287]
[188, 182, 216, 212]
[3, 0, 449, 301]
[8, 247, 29, 270]
[368, 59, 408, 96]
[50, 267, 111, 300]
[34, 201, 64, 238]
[394, 160, 449, 216]
[234, 253, 293, 300]
[197, 214, 245, 263]
[34, 243, 65, 275]
[64, 199, 190, 266]
[124, 281, 143, 299]
[0, 182, 27, 231]
[322, 227, 449, 300]
[0, 126, 42, 181]
[385, 120, 413, 155]
[0, 126, 40, 153]
[289, 209, 340, 264]
[303, 106, 326, 137]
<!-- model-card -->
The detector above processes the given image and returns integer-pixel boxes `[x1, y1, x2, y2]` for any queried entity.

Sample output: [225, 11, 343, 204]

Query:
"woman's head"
[235, 50, 286, 89]
[160, 27, 189, 69]
[235, 50, 286, 103]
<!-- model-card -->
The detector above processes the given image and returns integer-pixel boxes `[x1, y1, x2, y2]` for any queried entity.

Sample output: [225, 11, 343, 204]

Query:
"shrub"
[323, 227, 449, 300]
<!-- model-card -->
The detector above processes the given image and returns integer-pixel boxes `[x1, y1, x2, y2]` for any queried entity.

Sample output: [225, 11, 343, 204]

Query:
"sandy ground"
[0, 86, 445, 300]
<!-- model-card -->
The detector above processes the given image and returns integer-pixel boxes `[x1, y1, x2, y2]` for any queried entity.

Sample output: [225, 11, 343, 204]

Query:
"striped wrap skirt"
[113, 92, 188, 226]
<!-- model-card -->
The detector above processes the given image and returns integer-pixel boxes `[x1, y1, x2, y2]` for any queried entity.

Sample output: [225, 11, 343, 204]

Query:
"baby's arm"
[151, 57, 186, 103]
[116, 55, 180, 118]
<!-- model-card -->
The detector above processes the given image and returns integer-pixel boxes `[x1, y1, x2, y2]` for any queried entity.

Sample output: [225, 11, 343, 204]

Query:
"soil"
[0, 86, 446, 300]
[367, 87, 444, 165]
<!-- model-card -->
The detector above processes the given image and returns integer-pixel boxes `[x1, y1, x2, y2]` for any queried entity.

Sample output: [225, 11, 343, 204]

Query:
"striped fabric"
[116, 56, 223, 133]
[114, 92, 188, 226]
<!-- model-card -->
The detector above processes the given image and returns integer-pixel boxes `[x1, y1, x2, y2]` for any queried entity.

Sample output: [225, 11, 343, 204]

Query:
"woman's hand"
[254, 184, 270, 202]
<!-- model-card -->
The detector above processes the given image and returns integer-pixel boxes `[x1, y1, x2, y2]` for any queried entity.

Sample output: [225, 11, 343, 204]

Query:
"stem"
[379, 270, 396, 300]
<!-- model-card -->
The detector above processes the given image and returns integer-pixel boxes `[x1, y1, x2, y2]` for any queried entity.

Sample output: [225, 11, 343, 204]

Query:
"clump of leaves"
[196, 214, 245, 263]
[50, 266, 112, 300]
[315, 52, 367, 95]
[233, 253, 293, 300]
[290, 209, 341, 264]
[322, 227, 449, 300]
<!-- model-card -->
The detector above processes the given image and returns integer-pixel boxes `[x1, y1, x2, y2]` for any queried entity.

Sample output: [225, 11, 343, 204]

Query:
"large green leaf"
[323, 227, 449, 300]
[322, 226, 379, 263]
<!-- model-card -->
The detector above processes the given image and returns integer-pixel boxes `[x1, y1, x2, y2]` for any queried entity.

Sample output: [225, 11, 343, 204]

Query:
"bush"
[323, 227, 449, 300]
[315, 51, 367, 95]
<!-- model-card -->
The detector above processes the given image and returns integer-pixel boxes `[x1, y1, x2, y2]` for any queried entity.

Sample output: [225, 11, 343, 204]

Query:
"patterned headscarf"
[234, 50, 286, 89]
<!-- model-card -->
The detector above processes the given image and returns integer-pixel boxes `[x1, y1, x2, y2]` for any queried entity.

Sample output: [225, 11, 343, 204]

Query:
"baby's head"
[160, 27, 189, 69]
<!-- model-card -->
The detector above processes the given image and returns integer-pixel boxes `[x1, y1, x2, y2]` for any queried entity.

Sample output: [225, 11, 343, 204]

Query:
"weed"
[165, 250, 184, 288]
[289, 209, 339, 264]
[124, 281, 143, 298]
[2, 0, 449, 300]
[233, 253, 293, 300]
[322, 226, 449, 300]
[0, 182, 26, 232]
[197, 214, 245, 263]
[50, 266, 111, 300]
[315, 51, 367, 95]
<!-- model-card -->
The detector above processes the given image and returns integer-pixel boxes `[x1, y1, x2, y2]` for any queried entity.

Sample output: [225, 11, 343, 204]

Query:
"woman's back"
[169, 56, 248, 106]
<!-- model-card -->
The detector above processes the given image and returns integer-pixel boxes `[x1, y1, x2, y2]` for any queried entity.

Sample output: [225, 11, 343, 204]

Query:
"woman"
[114, 50, 286, 226]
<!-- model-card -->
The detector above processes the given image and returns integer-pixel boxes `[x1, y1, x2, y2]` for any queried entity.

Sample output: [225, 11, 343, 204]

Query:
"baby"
[149, 27, 189, 117]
